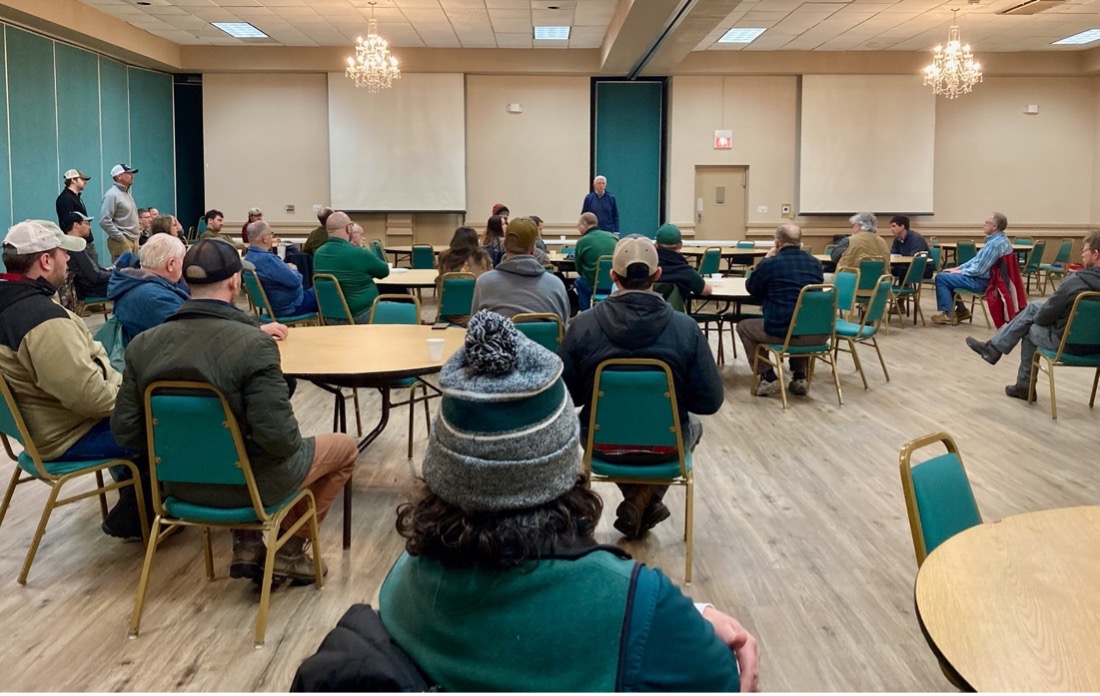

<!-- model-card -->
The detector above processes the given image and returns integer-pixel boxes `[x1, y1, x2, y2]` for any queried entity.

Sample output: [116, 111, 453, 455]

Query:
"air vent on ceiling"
[997, 0, 1065, 15]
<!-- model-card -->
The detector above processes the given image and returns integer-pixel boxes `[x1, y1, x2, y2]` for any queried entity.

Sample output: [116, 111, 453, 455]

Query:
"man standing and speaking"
[99, 163, 141, 261]
[581, 175, 620, 235]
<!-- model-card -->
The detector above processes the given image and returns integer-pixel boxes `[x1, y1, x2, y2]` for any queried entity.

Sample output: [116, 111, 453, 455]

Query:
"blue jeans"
[988, 301, 1062, 387]
[56, 419, 142, 481]
[574, 276, 593, 311]
[935, 272, 987, 312]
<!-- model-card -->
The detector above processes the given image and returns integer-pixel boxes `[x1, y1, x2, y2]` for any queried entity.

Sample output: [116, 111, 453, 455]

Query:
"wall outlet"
[757, 205, 768, 214]
[781, 203, 792, 218]
[285, 204, 295, 213]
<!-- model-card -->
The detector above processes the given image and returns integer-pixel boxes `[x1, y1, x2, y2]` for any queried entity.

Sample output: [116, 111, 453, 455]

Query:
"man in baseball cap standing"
[558, 235, 722, 539]
[99, 163, 140, 261]
[56, 167, 92, 227]
[0, 220, 146, 537]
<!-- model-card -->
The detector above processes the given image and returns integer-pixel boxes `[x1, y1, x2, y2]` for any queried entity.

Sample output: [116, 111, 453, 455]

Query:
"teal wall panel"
[98, 57, 130, 183]
[55, 44, 103, 211]
[127, 67, 175, 214]
[593, 81, 664, 238]
[6, 28, 58, 224]
[0, 28, 12, 234]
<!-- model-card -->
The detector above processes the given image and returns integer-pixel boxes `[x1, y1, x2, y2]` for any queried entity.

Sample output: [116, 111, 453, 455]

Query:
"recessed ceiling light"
[534, 26, 570, 40]
[717, 27, 766, 44]
[211, 22, 268, 39]
[1052, 29, 1100, 45]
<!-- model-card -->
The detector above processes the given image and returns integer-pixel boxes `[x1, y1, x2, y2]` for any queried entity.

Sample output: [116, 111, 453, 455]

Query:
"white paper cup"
[710, 273, 722, 280]
[427, 338, 445, 362]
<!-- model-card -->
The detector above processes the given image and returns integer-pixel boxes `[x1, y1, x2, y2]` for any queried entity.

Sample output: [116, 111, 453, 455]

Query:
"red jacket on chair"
[985, 253, 1027, 329]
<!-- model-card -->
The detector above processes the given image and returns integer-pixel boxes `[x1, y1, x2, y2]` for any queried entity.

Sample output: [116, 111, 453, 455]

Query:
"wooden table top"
[278, 324, 465, 379]
[681, 246, 769, 258]
[813, 254, 916, 264]
[938, 241, 1033, 251]
[702, 277, 752, 301]
[379, 268, 440, 288]
[385, 244, 449, 255]
[914, 505, 1100, 692]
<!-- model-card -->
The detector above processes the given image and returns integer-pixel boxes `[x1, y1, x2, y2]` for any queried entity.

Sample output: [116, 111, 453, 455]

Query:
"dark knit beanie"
[422, 310, 580, 511]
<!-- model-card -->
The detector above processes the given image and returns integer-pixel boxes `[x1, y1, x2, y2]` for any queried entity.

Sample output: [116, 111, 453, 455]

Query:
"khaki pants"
[736, 317, 827, 375]
[108, 235, 140, 261]
[284, 433, 358, 538]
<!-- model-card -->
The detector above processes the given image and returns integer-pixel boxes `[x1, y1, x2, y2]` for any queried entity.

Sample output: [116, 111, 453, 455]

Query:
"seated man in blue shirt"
[888, 215, 931, 280]
[931, 212, 1013, 326]
[736, 223, 825, 397]
[243, 220, 317, 318]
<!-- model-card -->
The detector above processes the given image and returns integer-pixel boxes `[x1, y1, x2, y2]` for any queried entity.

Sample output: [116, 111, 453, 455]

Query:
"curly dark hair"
[395, 476, 604, 569]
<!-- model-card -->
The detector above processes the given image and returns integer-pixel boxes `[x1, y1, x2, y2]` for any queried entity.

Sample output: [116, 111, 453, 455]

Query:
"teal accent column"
[593, 81, 664, 238]
[6, 28, 58, 224]
[55, 44, 103, 216]
[127, 67, 174, 215]
[0, 28, 11, 234]
[98, 58, 130, 266]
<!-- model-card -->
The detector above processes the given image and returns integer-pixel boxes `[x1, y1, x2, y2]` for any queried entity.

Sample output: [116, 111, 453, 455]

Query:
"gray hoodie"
[470, 254, 570, 322]
[1034, 265, 1100, 334]
[99, 182, 139, 241]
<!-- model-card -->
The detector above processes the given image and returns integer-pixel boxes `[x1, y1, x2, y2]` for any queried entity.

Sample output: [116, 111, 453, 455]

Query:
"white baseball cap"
[3, 220, 86, 254]
[110, 163, 138, 177]
[63, 168, 91, 181]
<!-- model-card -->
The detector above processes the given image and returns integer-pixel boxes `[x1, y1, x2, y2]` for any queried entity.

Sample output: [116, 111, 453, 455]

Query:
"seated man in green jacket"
[111, 239, 358, 583]
[573, 211, 618, 310]
[378, 311, 759, 692]
[313, 211, 389, 323]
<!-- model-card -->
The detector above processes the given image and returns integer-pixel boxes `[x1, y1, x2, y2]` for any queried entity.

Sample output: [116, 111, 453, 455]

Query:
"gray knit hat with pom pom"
[422, 310, 580, 511]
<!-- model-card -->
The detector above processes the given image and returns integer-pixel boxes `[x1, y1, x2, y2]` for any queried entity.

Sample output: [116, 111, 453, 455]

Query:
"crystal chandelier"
[346, 2, 401, 92]
[923, 10, 982, 99]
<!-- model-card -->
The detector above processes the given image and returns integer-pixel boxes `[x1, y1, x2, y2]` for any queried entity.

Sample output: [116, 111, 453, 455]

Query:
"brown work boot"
[230, 530, 264, 581]
[956, 306, 972, 322]
[270, 535, 326, 586]
[930, 312, 957, 326]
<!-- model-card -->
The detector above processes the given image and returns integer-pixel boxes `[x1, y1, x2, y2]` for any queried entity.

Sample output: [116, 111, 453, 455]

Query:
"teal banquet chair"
[411, 244, 436, 270]
[592, 255, 614, 304]
[0, 376, 147, 585]
[369, 295, 438, 458]
[750, 284, 842, 410]
[834, 269, 859, 319]
[697, 247, 721, 277]
[834, 275, 893, 389]
[890, 252, 929, 326]
[129, 381, 324, 648]
[511, 312, 565, 352]
[1020, 239, 1047, 295]
[370, 239, 386, 262]
[307, 273, 363, 437]
[582, 358, 695, 583]
[955, 240, 977, 266]
[1027, 291, 1100, 420]
[242, 269, 318, 327]
[438, 272, 477, 325]
[1039, 238, 1074, 295]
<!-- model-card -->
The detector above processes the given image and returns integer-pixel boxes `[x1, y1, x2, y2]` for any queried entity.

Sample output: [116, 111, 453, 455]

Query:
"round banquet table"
[279, 324, 465, 547]
[914, 505, 1100, 692]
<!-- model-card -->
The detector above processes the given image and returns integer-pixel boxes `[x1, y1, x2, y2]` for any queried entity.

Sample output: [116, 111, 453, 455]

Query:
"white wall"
[464, 75, 590, 227]
[668, 76, 799, 228]
[203, 73, 330, 226]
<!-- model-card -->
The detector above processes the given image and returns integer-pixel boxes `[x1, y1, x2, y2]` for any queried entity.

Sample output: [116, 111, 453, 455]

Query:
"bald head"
[326, 211, 352, 239]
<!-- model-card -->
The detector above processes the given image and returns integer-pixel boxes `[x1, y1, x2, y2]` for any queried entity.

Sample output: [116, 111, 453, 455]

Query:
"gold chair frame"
[242, 269, 317, 327]
[834, 275, 893, 390]
[582, 358, 694, 583]
[309, 273, 364, 437]
[369, 294, 439, 459]
[129, 381, 323, 647]
[437, 271, 477, 324]
[889, 251, 928, 327]
[0, 377, 148, 585]
[511, 312, 565, 348]
[1027, 291, 1100, 420]
[899, 431, 977, 691]
[750, 284, 843, 410]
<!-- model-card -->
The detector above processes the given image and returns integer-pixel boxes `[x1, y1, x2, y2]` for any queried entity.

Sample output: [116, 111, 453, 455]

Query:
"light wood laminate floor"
[1, 292, 1097, 691]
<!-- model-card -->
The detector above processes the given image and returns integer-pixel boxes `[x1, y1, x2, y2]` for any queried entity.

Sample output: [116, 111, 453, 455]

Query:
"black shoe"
[1005, 383, 1036, 401]
[642, 501, 671, 533]
[965, 337, 1001, 365]
[101, 489, 144, 541]
[613, 500, 644, 539]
